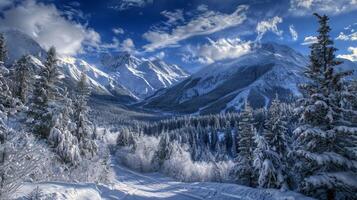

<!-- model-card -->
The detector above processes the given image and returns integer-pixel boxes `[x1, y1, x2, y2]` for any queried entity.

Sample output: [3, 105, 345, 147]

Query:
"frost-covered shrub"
[116, 133, 235, 182]
[116, 135, 159, 172]
[161, 141, 235, 182]
[0, 130, 46, 200]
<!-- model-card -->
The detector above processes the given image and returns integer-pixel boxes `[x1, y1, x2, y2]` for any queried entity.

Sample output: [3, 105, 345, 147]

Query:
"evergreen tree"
[265, 97, 289, 156]
[263, 96, 289, 189]
[48, 89, 81, 165]
[233, 102, 256, 186]
[0, 65, 16, 112]
[12, 55, 34, 103]
[116, 127, 136, 148]
[0, 33, 7, 63]
[0, 64, 10, 199]
[73, 73, 97, 157]
[253, 132, 281, 188]
[28, 47, 62, 138]
[153, 133, 171, 168]
[0, 59, 38, 200]
[343, 80, 357, 125]
[294, 13, 357, 200]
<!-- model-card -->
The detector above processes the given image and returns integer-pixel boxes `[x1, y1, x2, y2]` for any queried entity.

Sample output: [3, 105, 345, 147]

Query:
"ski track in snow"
[102, 158, 270, 200]
[16, 157, 311, 200]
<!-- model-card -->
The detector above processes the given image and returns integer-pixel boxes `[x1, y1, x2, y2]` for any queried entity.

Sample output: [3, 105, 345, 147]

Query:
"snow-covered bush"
[0, 130, 46, 199]
[67, 140, 114, 184]
[161, 141, 234, 182]
[116, 132, 235, 182]
[116, 134, 159, 172]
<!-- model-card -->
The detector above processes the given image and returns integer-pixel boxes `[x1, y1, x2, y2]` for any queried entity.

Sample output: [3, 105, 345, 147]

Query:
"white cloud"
[113, 27, 125, 35]
[100, 37, 136, 53]
[185, 37, 252, 64]
[109, 0, 153, 11]
[149, 51, 165, 60]
[289, 25, 298, 41]
[338, 47, 357, 61]
[256, 16, 283, 41]
[100, 38, 121, 50]
[156, 51, 165, 59]
[142, 5, 248, 51]
[336, 31, 357, 41]
[197, 4, 208, 12]
[301, 36, 318, 45]
[121, 38, 135, 52]
[289, 0, 357, 16]
[0, 0, 100, 55]
[161, 9, 184, 25]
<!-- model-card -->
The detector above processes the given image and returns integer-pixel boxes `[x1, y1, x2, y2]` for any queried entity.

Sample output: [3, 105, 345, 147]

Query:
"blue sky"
[0, 0, 356, 72]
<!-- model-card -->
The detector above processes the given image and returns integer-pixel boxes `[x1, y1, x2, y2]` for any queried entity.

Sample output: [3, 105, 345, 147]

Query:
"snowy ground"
[15, 158, 313, 200]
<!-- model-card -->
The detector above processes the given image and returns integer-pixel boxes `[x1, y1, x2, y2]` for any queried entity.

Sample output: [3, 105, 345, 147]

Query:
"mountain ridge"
[2, 29, 189, 101]
[100, 52, 189, 98]
[141, 42, 356, 114]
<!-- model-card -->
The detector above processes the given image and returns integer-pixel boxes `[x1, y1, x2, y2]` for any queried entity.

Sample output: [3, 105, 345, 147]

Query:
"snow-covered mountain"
[142, 42, 356, 114]
[2, 29, 188, 101]
[100, 52, 189, 98]
[57, 57, 137, 98]
[2, 30, 137, 102]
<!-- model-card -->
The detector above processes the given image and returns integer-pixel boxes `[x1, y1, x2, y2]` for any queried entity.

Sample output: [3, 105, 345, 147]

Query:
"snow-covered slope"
[57, 56, 136, 99]
[143, 42, 356, 114]
[17, 54, 137, 102]
[15, 160, 313, 200]
[101, 52, 189, 98]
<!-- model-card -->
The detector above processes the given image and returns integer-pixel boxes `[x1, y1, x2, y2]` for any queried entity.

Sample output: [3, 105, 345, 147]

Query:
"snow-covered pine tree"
[224, 123, 233, 157]
[0, 65, 15, 113]
[0, 63, 10, 199]
[233, 102, 256, 186]
[28, 47, 62, 138]
[343, 79, 357, 125]
[73, 73, 97, 157]
[294, 13, 357, 200]
[12, 55, 34, 104]
[153, 133, 171, 168]
[266, 96, 289, 157]
[48, 89, 81, 165]
[253, 131, 281, 188]
[0, 59, 40, 199]
[263, 96, 289, 189]
[0, 39, 18, 113]
[0, 33, 7, 63]
[116, 127, 136, 148]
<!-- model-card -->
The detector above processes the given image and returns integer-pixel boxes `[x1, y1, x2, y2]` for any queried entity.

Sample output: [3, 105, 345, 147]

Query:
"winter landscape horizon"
[0, 0, 356, 200]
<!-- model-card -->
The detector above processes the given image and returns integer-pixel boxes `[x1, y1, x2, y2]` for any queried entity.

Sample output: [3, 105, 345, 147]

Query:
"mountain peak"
[100, 52, 189, 98]
[100, 52, 142, 70]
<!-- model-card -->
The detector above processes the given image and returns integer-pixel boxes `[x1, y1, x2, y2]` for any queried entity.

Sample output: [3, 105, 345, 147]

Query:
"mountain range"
[141, 43, 356, 114]
[2, 30, 356, 114]
[2, 29, 189, 102]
